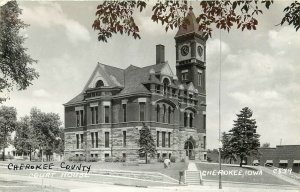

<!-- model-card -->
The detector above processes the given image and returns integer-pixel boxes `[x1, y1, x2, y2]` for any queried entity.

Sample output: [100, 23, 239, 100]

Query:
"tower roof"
[175, 6, 203, 38]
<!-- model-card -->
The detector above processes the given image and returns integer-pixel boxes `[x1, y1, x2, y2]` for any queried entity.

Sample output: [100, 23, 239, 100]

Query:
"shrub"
[157, 157, 164, 163]
[23, 156, 29, 160]
[121, 157, 126, 162]
[113, 157, 121, 162]
[86, 157, 98, 162]
[0, 154, 14, 160]
[105, 157, 113, 162]
[170, 156, 177, 163]
[180, 158, 186, 163]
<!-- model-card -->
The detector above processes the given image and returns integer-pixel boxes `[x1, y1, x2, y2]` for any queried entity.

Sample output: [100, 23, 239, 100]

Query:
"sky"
[2, 1, 300, 149]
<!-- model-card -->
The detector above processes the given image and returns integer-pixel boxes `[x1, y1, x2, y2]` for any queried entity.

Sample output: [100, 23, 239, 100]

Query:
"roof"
[65, 62, 178, 105]
[175, 7, 204, 38]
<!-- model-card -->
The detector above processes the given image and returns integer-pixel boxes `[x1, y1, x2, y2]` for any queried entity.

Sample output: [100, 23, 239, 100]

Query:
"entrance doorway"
[184, 140, 195, 160]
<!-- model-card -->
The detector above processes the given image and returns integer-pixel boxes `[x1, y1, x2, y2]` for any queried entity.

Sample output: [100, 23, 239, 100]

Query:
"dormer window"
[181, 69, 188, 81]
[162, 78, 170, 95]
[95, 80, 104, 88]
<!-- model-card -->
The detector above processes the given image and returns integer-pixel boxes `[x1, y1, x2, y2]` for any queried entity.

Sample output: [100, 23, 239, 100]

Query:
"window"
[122, 104, 127, 122]
[76, 134, 79, 149]
[105, 132, 109, 148]
[122, 153, 126, 159]
[190, 113, 193, 128]
[76, 111, 80, 127]
[123, 131, 126, 147]
[91, 132, 94, 148]
[203, 136, 206, 149]
[163, 78, 170, 95]
[139, 102, 145, 121]
[162, 132, 166, 147]
[168, 107, 171, 124]
[105, 153, 109, 158]
[80, 110, 84, 126]
[198, 72, 202, 86]
[91, 107, 98, 124]
[203, 114, 206, 130]
[162, 104, 166, 123]
[95, 154, 98, 158]
[95, 132, 98, 148]
[156, 105, 160, 122]
[80, 134, 83, 149]
[156, 85, 160, 93]
[168, 132, 171, 148]
[96, 80, 104, 87]
[184, 112, 188, 127]
[104, 106, 110, 123]
[181, 70, 188, 80]
[157, 131, 160, 147]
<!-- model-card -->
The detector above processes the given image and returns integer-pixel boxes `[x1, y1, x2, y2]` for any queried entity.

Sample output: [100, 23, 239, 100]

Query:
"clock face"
[181, 45, 189, 56]
[197, 45, 204, 57]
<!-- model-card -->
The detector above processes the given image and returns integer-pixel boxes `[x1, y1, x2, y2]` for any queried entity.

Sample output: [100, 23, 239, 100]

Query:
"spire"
[175, 6, 203, 38]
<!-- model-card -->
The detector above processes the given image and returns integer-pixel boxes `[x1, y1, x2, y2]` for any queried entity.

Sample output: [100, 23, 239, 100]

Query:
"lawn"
[196, 163, 294, 186]
[0, 178, 68, 192]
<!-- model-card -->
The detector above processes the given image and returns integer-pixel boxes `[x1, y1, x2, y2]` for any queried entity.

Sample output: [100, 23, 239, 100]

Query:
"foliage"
[221, 132, 237, 163]
[68, 155, 87, 162]
[138, 124, 156, 164]
[261, 142, 270, 148]
[170, 156, 177, 163]
[29, 107, 62, 160]
[228, 107, 260, 167]
[0, 0, 38, 102]
[93, 0, 300, 42]
[14, 116, 39, 161]
[0, 106, 17, 160]
[0, 154, 14, 160]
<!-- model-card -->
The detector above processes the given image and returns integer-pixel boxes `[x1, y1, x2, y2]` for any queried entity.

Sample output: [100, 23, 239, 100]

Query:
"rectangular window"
[105, 132, 109, 148]
[162, 132, 166, 147]
[139, 103, 145, 121]
[181, 72, 188, 80]
[95, 107, 98, 124]
[91, 107, 94, 124]
[157, 131, 160, 147]
[204, 114, 206, 130]
[76, 134, 79, 149]
[95, 132, 98, 148]
[91, 132, 94, 148]
[104, 106, 110, 123]
[76, 111, 80, 127]
[80, 110, 84, 126]
[123, 104, 127, 122]
[80, 134, 83, 149]
[168, 132, 171, 148]
[123, 131, 126, 147]
[198, 72, 202, 86]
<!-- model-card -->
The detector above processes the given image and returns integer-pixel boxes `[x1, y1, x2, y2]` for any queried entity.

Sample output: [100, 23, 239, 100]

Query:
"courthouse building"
[64, 8, 208, 161]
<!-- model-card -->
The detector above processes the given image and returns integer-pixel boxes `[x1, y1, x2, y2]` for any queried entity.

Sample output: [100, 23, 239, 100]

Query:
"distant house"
[63, 8, 208, 162]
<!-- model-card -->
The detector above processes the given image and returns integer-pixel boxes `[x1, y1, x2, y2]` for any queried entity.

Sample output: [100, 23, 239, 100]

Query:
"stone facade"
[64, 8, 207, 162]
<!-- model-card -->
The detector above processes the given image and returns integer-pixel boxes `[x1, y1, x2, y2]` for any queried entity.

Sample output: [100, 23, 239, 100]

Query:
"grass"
[196, 163, 294, 185]
[0, 178, 69, 192]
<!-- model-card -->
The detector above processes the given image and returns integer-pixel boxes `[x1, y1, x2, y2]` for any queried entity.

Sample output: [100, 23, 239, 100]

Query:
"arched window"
[168, 106, 172, 124]
[163, 104, 166, 123]
[156, 105, 160, 122]
[163, 78, 170, 95]
[184, 112, 188, 127]
[189, 113, 194, 128]
[95, 80, 104, 88]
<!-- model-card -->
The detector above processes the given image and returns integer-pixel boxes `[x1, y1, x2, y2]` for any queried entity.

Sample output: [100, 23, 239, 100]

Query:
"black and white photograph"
[0, 0, 300, 191]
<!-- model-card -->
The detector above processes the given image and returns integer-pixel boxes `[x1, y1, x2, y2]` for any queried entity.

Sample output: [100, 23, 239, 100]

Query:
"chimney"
[156, 44, 165, 64]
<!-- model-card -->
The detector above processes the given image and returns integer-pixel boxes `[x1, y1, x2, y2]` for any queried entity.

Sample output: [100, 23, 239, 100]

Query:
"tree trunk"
[230, 158, 232, 164]
[2, 148, 5, 161]
[145, 153, 148, 164]
[240, 156, 243, 167]
[29, 147, 32, 161]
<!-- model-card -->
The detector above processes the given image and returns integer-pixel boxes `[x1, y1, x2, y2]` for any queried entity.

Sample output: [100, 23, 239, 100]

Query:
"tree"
[30, 108, 62, 161]
[138, 124, 156, 164]
[93, 0, 300, 43]
[14, 116, 39, 161]
[261, 142, 270, 148]
[229, 107, 260, 167]
[0, 106, 17, 161]
[221, 132, 236, 164]
[0, 0, 38, 102]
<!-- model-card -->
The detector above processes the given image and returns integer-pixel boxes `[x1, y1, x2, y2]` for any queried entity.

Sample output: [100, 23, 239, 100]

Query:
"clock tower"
[175, 7, 207, 95]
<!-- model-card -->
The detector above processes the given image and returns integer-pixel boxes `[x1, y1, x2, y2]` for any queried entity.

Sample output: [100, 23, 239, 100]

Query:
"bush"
[86, 157, 98, 162]
[170, 156, 177, 163]
[0, 154, 14, 160]
[68, 155, 86, 162]
[157, 157, 164, 163]
[23, 156, 29, 160]
[113, 157, 121, 162]
[180, 158, 186, 163]
[105, 157, 113, 162]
